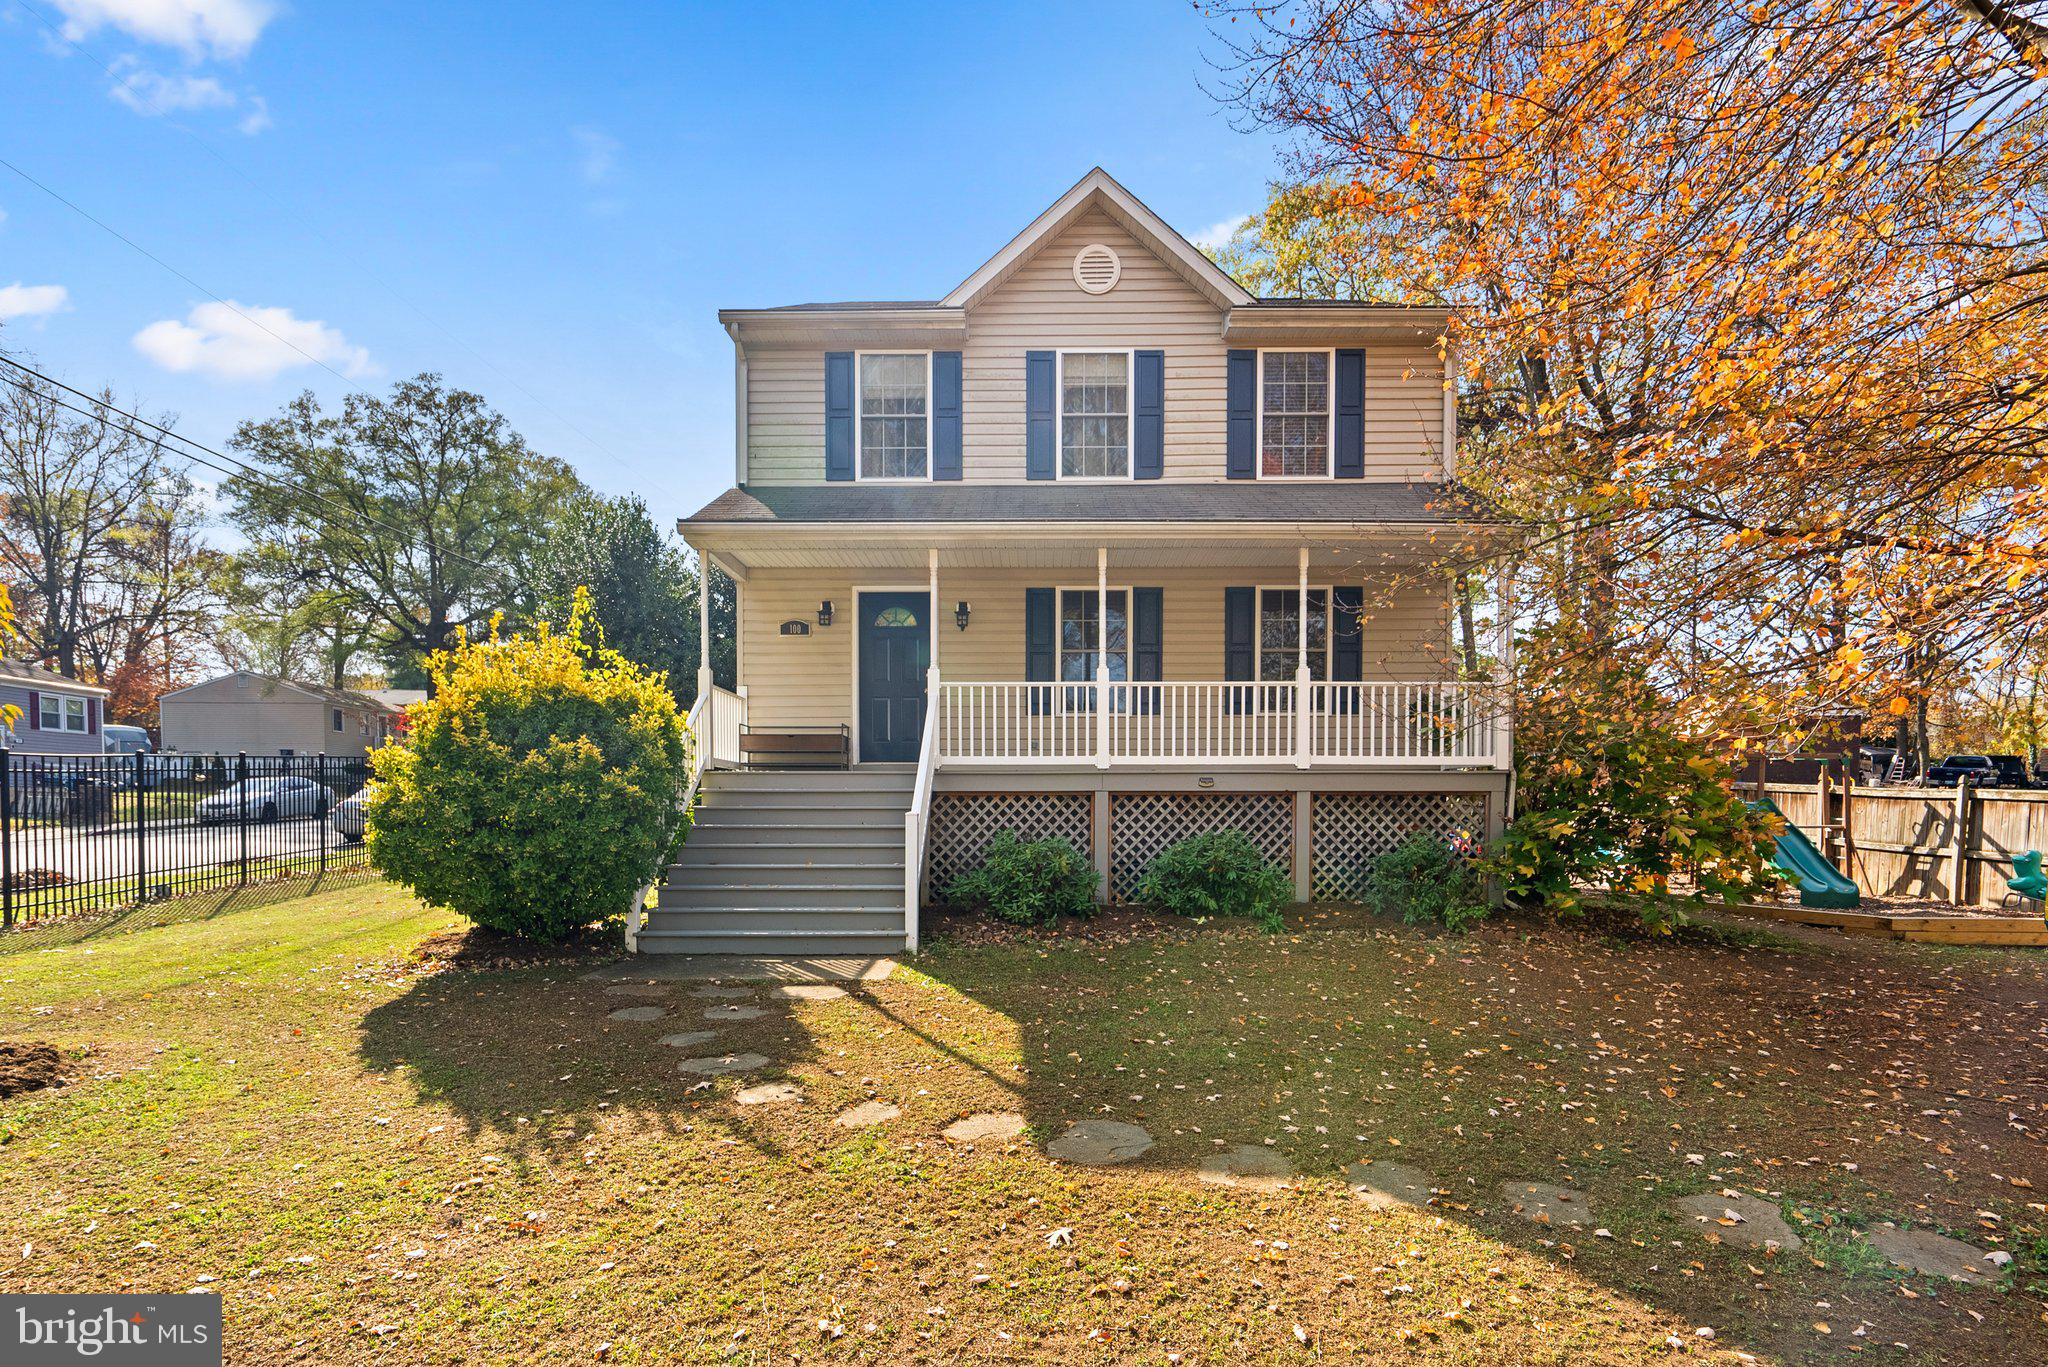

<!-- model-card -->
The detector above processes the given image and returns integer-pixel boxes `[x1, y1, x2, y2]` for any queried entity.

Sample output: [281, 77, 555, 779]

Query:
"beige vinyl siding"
[737, 565, 1452, 732]
[741, 208, 1446, 484]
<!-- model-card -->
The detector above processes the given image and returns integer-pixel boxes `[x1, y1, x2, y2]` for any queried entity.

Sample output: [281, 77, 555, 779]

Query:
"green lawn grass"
[2, 886, 2042, 1363]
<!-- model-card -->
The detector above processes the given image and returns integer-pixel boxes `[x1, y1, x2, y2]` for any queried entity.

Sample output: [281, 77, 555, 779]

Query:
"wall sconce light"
[954, 601, 971, 631]
[817, 600, 834, 628]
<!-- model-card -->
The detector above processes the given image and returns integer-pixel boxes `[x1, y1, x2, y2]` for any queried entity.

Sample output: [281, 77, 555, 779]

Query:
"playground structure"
[1751, 797, 1860, 908]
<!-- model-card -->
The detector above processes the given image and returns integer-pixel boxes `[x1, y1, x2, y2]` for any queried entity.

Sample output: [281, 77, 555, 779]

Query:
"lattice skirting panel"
[1109, 792, 1294, 901]
[926, 792, 1094, 897]
[1311, 792, 1488, 902]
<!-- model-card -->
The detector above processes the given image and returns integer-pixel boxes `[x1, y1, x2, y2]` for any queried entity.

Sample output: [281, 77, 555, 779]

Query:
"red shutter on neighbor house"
[25, 690, 39, 729]
[87, 697, 100, 733]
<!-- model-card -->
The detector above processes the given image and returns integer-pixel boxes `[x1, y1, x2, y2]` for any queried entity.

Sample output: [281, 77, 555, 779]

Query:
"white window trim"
[852, 350, 935, 484]
[1055, 349, 1137, 482]
[1054, 585, 1133, 711]
[1255, 347, 1336, 481]
[43, 694, 89, 733]
[1252, 584, 1334, 680]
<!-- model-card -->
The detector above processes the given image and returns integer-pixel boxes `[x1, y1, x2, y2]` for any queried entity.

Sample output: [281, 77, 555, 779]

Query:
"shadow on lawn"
[353, 907, 2044, 1359]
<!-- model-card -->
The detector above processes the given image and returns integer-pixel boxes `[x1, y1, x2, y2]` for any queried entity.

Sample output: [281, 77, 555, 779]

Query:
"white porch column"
[1295, 546, 1311, 769]
[1492, 563, 1516, 772]
[696, 549, 713, 701]
[927, 546, 941, 696]
[1096, 546, 1111, 769]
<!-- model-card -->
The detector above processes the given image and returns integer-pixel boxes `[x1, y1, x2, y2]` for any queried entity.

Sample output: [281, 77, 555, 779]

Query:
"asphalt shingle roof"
[683, 482, 1505, 526]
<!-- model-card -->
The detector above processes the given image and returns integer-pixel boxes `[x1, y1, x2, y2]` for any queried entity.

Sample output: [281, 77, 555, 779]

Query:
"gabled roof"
[158, 671, 400, 713]
[941, 167, 1255, 312]
[0, 659, 109, 695]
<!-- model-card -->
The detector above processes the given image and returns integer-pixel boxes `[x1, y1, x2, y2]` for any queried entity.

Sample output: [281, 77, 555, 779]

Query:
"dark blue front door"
[859, 592, 929, 762]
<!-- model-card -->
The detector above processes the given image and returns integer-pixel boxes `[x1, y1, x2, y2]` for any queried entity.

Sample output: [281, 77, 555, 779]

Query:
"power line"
[0, 355, 497, 573]
[8, 0, 642, 482]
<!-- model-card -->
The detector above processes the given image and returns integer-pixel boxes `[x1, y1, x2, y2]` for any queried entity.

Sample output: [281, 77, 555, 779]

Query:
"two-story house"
[654, 169, 1517, 956]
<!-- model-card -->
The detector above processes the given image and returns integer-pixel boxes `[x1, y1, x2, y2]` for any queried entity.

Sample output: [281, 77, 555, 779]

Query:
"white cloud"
[236, 92, 270, 134]
[49, 0, 276, 61]
[0, 283, 71, 321]
[572, 126, 619, 185]
[133, 301, 372, 382]
[104, 54, 267, 133]
[1189, 214, 1252, 250]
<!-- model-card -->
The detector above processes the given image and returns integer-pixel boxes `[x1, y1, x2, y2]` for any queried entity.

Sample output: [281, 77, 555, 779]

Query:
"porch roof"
[682, 481, 1507, 528]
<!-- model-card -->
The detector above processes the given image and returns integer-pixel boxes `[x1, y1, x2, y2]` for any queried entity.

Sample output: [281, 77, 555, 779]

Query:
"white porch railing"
[903, 667, 942, 954]
[701, 683, 747, 768]
[936, 679, 1507, 768]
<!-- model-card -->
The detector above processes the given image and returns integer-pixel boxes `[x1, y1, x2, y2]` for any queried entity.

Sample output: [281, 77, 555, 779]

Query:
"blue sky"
[0, 1, 1283, 521]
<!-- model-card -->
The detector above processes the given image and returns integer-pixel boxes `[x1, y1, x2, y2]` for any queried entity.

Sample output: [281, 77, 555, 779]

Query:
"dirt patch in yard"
[0, 1040, 66, 1098]
[408, 923, 622, 972]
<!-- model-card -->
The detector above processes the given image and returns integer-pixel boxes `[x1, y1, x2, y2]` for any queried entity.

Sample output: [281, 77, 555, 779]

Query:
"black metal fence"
[1, 750, 373, 931]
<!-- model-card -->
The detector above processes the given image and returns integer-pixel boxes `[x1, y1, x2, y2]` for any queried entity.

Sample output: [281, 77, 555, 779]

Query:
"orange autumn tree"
[1213, 0, 2048, 751]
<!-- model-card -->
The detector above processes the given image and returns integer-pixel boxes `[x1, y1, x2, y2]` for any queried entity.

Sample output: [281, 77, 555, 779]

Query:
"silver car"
[195, 777, 336, 825]
[329, 785, 375, 842]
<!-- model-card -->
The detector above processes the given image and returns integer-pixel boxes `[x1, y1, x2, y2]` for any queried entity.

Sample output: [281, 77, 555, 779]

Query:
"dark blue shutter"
[1133, 587, 1162, 714]
[1133, 350, 1164, 480]
[1226, 349, 1257, 479]
[1224, 586, 1255, 712]
[1332, 586, 1364, 713]
[825, 352, 854, 481]
[1334, 349, 1365, 479]
[1026, 351, 1056, 480]
[933, 351, 963, 480]
[1025, 588, 1056, 714]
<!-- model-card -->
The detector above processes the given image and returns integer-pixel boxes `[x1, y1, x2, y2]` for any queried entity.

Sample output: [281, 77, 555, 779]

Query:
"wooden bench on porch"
[737, 726, 851, 770]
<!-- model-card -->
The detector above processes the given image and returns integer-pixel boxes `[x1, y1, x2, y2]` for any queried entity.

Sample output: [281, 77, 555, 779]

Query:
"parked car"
[195, 777, 335, 824]
[1923, 754, 2029, 788]
[329, 784, 374, 842]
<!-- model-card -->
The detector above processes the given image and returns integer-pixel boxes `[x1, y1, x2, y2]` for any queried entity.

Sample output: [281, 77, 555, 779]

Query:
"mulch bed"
[923, 900, 1400, 946]
[0, 1040, 66, 1099]
[408, 924, 623, 972]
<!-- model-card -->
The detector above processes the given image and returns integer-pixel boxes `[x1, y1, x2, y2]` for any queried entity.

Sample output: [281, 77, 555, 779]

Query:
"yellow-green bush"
[367, 596, 691, 941]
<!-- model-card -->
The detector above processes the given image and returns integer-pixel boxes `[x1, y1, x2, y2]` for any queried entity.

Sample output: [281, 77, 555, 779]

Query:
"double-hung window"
[856, 352, 930, 480]
[41, 694, 88, 732]
[1256, 588, 1330, 682]
[1059, 352, 1130, 479]
[1058, 587, 1129, 709]
[1259, 350, 1332, 478]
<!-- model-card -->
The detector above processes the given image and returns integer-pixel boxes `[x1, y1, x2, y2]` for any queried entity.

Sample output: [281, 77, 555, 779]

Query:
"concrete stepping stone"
[606, 1005, 667, 1023]
[1674, 1193, 1802, 1252]
[703, 1004, 767, 1022]
[1047, 1120, 1153, 1167]
[677, 1052, 769, 1077]
[1501, 1181, 1592, 1227]
[604, 983, 669, 999]
[1196, 1144, 1292, 1191]
[1345, 1160, 1434, 1211]
[734, 1082, 802, 1106]
[835, 1100, 900, 1128]
[769, 983, 847, 1001]
[1864, 1225, 1987, 1283]
[690, 985, 755, 999]
[942, 1112, 1026, 1144]
[658, 1030, 720, 1050]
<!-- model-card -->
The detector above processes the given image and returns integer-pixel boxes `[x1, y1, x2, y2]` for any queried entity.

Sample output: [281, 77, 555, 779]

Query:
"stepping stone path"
[1047, 1120, 1154, 1167]
[942, 1113, 1026, 1144]
[691, 985, 754, 999]
[835, 1100, 900, 1128]
[658, 1031, 721, 1050]
[604, 984, 669, 999]
[1345, 1161, 1434, 1211]
[735, 1082, 802, 1106]
[1196, 1144, 1292, 1191]
[606, 1006, 667, 1023]
[769, 984, 847, 1001]
[1501, 1181, 1592, 1227]
[1864, 1225, 1988, 1283]
[704, 1004, 767, 1022]
[677, 1052, 769, 1077]
[1673, 1193, 1803, 1252]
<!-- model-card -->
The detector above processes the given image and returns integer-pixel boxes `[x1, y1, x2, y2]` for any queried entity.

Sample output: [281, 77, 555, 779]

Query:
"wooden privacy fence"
[1738, 779, 2048, 907]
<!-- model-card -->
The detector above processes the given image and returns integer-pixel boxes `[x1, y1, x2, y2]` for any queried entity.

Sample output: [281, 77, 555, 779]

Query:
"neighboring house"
[158, 672, 403, 758]
[661, 168, 1519, 957]
[0, 659, 112, 755]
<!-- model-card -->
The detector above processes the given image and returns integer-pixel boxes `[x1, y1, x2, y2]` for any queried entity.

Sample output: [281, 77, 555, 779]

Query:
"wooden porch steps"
[642, 768, 914, 956]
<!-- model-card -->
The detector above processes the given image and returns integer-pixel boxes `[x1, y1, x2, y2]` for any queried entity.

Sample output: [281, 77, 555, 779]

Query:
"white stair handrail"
[630, 687, 711, 954]
[903, 667, 942, 954]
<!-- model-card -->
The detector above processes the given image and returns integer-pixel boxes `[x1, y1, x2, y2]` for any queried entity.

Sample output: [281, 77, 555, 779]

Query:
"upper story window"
[41, 694, 88, 732]
[1060, 352, 1130, 479]
[857, 352, 930, 480]
[1260, 351, 1332, 478]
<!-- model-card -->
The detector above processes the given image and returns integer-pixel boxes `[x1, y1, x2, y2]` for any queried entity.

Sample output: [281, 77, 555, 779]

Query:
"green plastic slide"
[1750, 797, 1860, 909]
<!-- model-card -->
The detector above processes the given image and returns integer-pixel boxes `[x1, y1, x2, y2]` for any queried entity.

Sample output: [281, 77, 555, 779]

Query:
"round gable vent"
[1072, 243, 1122, 295]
